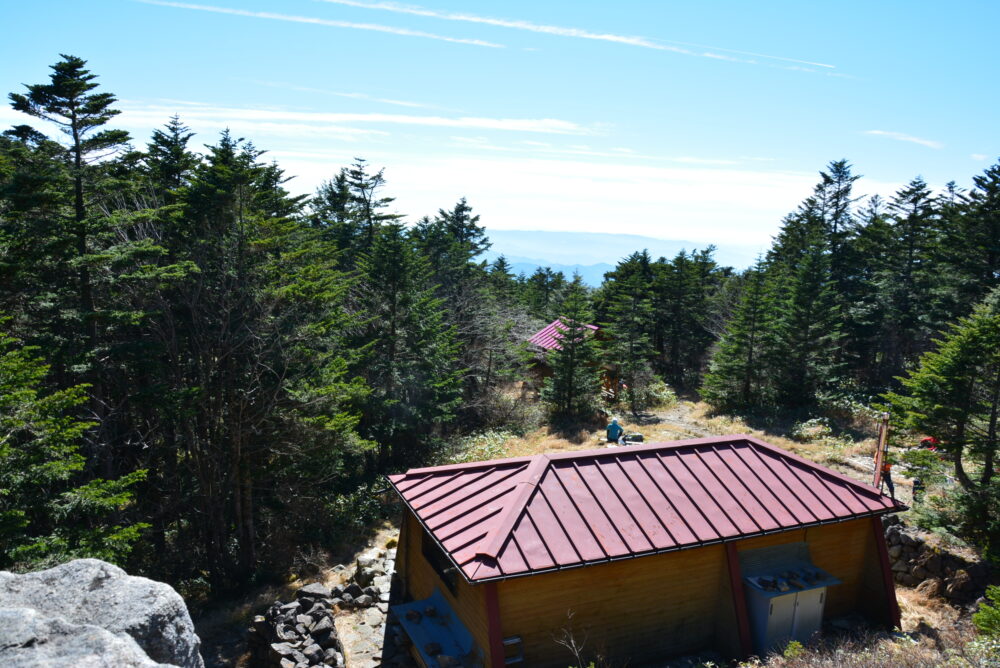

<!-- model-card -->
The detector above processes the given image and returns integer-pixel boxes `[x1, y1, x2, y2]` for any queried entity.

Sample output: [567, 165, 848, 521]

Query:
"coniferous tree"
[143, 115, 197, 200]
[771, 229, 843, 406]
[0, 330, 144, 569]
[522, 266, 568, 321]
[354, 224, 461, 465]
[487, 256, 518, 306]
[8, 54, 132, 474]
[886, 286, 1000, 555]
[701, 262, 775, 409]
[345, 158, 401, 255]
[541, 275, 602, 419]
[940, 161, 1000, 309]
[602, 253, 656, 414]
[651, 248, 724, 388]
[872, 178, 942, 387]
[8, 55, 130, 331]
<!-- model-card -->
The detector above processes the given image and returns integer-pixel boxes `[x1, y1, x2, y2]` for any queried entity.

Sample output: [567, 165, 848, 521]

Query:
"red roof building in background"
[388, 434, 901, 583]
[527, 318, 598, 351]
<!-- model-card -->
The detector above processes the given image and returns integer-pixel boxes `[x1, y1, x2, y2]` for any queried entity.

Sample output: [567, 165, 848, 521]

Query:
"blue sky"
[2, 1, 997, 250]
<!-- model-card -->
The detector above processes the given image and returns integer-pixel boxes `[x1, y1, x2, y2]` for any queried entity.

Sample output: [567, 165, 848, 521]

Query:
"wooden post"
[725, 543, 753, 657]
[872, 412, 890, 488]
[870, 516, 901, 628]
[484, 581, 505, 667]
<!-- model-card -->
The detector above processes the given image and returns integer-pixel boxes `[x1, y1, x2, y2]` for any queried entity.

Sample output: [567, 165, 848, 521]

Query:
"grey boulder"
[0, 559, 203, 668]
[0, 607, 174, 667]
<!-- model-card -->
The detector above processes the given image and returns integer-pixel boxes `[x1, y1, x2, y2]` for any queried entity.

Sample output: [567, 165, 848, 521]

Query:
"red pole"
[870, 516, 901, 628]
[725, 543, 753, 658]
[484, 581, 505, 667]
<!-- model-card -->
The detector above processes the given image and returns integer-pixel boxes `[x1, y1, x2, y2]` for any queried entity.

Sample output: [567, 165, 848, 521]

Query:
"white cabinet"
[791, 587, 826, 640]
[745, 582, 829, 655]
[738, 542, 840, 656]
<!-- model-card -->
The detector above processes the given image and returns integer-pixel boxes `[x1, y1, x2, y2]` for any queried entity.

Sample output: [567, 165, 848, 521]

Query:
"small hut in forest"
[387, 434, 903, 667]
[526, 319, 616, 396]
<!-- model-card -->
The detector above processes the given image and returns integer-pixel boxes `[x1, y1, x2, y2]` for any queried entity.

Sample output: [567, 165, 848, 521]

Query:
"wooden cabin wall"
[495, 545, 727, 667]
[397, 513, 490, 660]
[860, 520, 894, 625]
[392, 513, 891, 667]
[804, 519, 871, 617]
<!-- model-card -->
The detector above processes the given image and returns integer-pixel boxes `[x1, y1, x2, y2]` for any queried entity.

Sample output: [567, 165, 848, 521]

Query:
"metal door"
[764, 592, 796, 652]
[791, 587, 826, 643]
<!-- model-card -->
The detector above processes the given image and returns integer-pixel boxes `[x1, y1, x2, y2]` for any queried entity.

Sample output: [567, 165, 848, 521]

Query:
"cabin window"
[422, 531, 457, 595]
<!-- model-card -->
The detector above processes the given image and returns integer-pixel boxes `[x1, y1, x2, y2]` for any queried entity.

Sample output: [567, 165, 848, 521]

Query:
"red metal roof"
[528, 319, 598, 351]
[388, 435, 902, 583]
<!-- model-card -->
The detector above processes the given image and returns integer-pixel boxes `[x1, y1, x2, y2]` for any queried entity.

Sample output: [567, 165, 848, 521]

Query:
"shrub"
[789, 417, 833, 442]
[438, 430, 514, 465]
[975, 585, 1000, 637]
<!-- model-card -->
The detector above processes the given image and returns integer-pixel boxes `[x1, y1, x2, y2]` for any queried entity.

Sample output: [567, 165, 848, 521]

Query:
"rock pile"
[884, 517, 991, 602]
[248, 546, 407, 668]
[248, 583, 346, 667]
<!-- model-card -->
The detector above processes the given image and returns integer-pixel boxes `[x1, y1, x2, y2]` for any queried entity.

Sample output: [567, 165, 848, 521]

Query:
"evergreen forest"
[3, 55, 1000, 605]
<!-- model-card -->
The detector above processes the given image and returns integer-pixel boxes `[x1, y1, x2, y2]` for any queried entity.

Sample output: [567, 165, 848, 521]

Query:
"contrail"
[317, 0, 835, 68]
[135, 0, 505, 48]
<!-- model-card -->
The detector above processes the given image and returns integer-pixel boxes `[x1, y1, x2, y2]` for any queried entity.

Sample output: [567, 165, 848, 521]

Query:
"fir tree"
[0, 330, 145, 569]
[541, 275, 602, 419]
[354, 224, 461, 465]
[602, 253, 656, 414]
[701, 261, 775, 409]
[143, 115, 197, 199]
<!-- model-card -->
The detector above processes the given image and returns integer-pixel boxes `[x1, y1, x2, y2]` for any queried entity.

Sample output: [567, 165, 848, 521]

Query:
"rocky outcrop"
[0, 607, 173, 667]
[0, 559, 203, 668]
[883, 517, 991, 603]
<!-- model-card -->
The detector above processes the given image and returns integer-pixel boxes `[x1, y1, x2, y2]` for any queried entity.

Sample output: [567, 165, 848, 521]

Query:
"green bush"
[975, 586, 1000, 637]
[789, 417, 833, 442]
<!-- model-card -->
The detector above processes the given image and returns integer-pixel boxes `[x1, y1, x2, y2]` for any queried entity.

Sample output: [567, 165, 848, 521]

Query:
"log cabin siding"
[394, 506, 892, 667]
[399, 513, 490, 662]
[495, 545, 728, 667]
[804, 519, 870, 617]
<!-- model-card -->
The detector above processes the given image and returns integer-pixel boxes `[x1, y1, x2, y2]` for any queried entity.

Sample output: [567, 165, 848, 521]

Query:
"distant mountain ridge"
[481, 229, 762, 286]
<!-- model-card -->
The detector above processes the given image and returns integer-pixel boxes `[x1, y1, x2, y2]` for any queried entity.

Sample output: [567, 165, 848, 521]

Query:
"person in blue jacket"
[606, 418, 625, 444]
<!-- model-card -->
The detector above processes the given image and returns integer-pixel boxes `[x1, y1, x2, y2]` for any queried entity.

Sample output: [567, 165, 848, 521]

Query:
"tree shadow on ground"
[708, 405, 878, 444]
[548, 415, 606, 444]
[628, 410, 662, 426]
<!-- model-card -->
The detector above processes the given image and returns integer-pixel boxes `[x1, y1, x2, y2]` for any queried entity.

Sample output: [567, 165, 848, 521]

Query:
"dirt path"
[647, 401, 714, 439]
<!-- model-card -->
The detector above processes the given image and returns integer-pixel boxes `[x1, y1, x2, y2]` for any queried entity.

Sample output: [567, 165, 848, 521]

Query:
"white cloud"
[442, 136, 742, 165]
[317, 0, 836, 69]
[134, 0, 504, 48]
[116, 102, 595, 135]
[864, 130, 943, 149]
[242, 80, 443, 109]
[270, 146, 908, 246]
[971, 153, 990, 161]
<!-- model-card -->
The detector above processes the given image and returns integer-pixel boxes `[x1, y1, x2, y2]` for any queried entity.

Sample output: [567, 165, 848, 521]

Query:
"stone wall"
[883, 516, 992, 603]
[248, 546, 414, 668]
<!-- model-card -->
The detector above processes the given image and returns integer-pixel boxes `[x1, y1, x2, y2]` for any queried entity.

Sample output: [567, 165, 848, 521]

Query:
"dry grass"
[496, 401, 882, 489]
